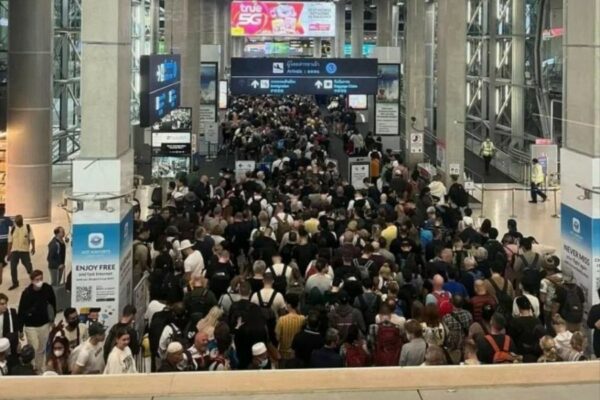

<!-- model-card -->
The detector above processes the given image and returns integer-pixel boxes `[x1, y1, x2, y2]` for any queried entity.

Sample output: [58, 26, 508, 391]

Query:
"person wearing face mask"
[248, 342, 271, 370]
[7, 214, 35, 290]
[17, 269, 56, 372]
[51, 307, 88, 351]
[46, 336, 70, 375]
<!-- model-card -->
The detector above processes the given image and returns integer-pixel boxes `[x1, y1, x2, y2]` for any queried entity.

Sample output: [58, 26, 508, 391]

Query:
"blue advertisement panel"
[71, 210, 133, 327]
[230, 57, 378, 95]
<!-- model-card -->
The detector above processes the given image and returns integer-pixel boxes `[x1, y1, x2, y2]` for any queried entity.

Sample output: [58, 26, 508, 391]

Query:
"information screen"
[140, 54, 182, 127]
[231, 1, 336, 38]
[230, 57, 378, 95]
[348, 95, 368, 110]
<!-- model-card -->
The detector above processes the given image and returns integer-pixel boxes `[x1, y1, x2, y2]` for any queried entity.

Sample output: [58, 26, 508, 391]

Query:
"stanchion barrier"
[477, 185, 561, 221]
[551, 187, 561, 218]
[510, 187, 517, 218]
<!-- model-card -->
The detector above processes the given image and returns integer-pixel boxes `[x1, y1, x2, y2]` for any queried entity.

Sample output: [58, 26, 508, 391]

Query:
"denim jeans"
[49, 267, 64, 286]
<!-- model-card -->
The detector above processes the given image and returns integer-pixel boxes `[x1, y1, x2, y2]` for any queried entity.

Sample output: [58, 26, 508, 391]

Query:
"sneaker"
[528, 200, 537, 204]
[8, 284, 18, 291]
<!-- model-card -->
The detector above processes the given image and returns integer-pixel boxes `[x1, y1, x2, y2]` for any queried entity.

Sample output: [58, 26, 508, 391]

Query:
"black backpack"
[148, 310, 173, 359]
[560, 284, 584, 323]
[489, 278, 513, 317]
[520, 254, 541, 292]
[268, 264, 288, 294]
[256, 290, 278, 326]
[451, 184, 469, 207]
[184, 287, 212, 318]
[250, 197, 264, 216]
[357, 293, 380, 326]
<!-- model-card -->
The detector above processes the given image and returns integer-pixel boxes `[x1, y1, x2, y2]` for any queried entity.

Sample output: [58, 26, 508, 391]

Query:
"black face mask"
[68, 319, 79, 328]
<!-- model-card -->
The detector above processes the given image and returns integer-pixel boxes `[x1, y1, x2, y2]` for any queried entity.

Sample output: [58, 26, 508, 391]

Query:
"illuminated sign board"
[140, 54, 182, 127]
[231, 1, 336, 38]
[230, 57, 378, 95]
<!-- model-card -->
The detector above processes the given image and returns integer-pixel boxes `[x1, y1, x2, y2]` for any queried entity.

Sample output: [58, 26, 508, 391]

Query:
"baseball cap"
[88, 322, 106, 337]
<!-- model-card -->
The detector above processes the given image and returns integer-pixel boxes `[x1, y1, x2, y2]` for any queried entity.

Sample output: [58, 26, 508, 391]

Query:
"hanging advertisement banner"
[231, 1, 336, 38]
[71, 210, 133, 328]
[200, 63, 218, 138]
[375, 64, 400, 136]
[560, 148, 600, 316]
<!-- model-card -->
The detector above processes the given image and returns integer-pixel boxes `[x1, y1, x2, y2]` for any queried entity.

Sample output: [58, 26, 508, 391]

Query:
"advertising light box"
[231, 1, 336, 38]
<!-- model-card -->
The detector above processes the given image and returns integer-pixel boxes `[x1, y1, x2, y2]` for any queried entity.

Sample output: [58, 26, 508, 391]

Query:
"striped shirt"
[275, 313, 306, 360]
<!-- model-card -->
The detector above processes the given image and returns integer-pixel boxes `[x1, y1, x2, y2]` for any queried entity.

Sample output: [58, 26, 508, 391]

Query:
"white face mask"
[33, 281, 43, 289]
[53, 349, 64, 358]
[258, 358, 269, 368]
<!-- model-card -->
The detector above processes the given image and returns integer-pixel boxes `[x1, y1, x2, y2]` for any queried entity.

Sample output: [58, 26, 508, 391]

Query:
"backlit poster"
[231, 1, 336, 37]
[200, 63, 217, 137]
[376, 64, 400, 135]
[560, 148, 600, 317]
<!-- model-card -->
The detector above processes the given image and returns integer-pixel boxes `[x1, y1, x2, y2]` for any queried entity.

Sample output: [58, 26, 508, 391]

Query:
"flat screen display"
[219, 80, 229, 110]
[348, 94, 368, 110]
[140, 54, 182, 127]
[231, 1, 336, 37]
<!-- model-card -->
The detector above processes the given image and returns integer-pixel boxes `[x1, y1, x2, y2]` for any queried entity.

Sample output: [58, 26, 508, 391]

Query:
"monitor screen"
[348, 94, 368, 110]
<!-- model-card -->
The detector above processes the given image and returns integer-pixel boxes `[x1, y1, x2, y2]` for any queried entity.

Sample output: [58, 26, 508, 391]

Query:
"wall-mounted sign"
[219, 80, 229, 110]
[231, 57, 378, 95]
[140, 54, 181, 127]
[151, 132, 191, 179]
[231, 1, 336, 38]
[375, 64, 400, 136]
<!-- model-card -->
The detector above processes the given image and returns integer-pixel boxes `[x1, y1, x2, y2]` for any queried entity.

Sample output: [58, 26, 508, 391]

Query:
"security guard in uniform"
[480, 136, 496, 176]
[529, 158, 547, 203]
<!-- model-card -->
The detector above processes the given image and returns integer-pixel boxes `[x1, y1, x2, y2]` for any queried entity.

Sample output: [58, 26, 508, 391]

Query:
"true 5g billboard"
[231, 1, 336, 37]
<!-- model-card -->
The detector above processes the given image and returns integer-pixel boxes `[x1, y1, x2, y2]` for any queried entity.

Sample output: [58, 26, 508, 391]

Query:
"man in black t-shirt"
[476, 313, 519, 364]
[291, 310, 324, 368]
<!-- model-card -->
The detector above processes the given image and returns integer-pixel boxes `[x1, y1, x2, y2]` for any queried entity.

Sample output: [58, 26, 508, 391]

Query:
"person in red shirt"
[470, 279, 497, 324]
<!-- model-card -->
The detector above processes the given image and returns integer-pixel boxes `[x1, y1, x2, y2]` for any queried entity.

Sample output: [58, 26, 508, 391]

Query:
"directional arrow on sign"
[251, 80, 259, 89]
[314, 80, 323, 89]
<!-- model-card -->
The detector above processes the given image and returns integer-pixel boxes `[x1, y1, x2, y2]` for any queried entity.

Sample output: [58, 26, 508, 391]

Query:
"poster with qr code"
[71, 209, 133, 328]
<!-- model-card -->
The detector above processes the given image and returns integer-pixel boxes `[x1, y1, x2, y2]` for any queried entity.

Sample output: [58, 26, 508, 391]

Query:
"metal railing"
[478, 183, 561, 220]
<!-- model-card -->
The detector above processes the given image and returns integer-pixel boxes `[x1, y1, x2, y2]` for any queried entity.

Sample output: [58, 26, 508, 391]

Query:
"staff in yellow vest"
[529, 158, 547, 203]
[479, 136, 496, 176]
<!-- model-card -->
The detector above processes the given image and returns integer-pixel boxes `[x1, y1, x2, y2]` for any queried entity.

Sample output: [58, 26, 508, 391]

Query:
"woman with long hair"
[196, 306, 224, 340]
[46, 336, 70, 375]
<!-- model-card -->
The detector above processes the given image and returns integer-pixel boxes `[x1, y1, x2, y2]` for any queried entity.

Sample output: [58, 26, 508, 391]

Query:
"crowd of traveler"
[0, 95, 599, 377]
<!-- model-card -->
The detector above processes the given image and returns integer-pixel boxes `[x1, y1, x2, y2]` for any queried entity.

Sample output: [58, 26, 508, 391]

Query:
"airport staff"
[529, 158, 547, 203]
[480, 136, 496, 176]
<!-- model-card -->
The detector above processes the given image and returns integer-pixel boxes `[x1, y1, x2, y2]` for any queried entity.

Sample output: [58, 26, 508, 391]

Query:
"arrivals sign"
[231, 1, 336, 38]
[230, 58, 378, 95]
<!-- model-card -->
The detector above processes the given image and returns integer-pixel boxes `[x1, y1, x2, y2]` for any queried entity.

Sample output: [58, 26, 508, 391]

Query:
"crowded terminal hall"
[1, 95, 598, 376]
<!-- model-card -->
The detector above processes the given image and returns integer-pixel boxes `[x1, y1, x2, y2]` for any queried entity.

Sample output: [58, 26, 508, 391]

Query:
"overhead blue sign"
[230, 57, 378, 95]
[140, 54, 182, 127]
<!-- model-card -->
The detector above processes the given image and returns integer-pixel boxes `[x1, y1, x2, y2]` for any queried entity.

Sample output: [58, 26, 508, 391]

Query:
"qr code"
[76, 286, 92, 302]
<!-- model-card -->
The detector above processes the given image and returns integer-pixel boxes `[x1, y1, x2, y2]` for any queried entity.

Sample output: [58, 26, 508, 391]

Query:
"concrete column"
[6, 0, 53, 219]
[150, 0, 161, 53]
[165, 0, 201, 136]
[391, 5, 400, 47]
[215, 0, 226, 77]
[436, 0, 467, 181]
[511, 0, 525, 148]
[376, 0, 394, 47]
[560, 0, 600, 316]
[404, 0, 426, 167]
[202, 0, 216, 45]
[335, 0, 346, 58]
[314, 38, 322, 58]
[351, 0, 364, 58]
[232, 37, 244, 58]
[223, 0, 232, 76]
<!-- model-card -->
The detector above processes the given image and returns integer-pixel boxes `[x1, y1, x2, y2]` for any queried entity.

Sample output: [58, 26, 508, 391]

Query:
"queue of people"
[0, 95, 599, 377]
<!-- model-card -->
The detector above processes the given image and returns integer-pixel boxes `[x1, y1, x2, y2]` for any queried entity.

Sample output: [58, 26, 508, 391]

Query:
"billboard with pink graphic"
[231, 1, 336, 37]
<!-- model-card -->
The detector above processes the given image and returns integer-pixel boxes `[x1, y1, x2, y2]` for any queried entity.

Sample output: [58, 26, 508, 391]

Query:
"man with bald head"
[187, 331, 210, 371]
[425, 274, 452, 313]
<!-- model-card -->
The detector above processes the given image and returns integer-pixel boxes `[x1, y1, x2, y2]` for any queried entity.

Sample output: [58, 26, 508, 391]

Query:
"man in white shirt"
[251, 273, 286, 315]
[181, 239, 205, 278]
[53, 307, 89, 350]
[70, 322, 106, 374]
[305, 259, 333, 294]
